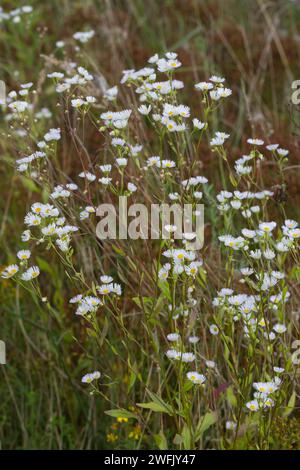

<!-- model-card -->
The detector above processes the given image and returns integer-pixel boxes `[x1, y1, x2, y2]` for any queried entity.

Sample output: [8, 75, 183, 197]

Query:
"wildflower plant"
[1, 19, 300, 451]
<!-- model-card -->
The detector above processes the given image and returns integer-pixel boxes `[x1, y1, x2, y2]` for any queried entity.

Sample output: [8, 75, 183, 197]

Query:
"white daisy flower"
[246, 400, 259, 412]
[128, 183, 137, 193]
[167, 333, 180, 342]
[273, 323, 287, 334]
[195, 81, 214, 91]
[8, 100, 29, 113]
[138, 104, 151, 115]
[100, 275, 113, 284]
[79, 171, 96, 182]
[73, 30, 95, 44]
[266, 143, 279, 151]
[24, 213, 41, 226]
[188, 336, 199, 344]
[186, 372, 206, 384]
[209, 324, 219, 335]
[1, 264, 19, 279]
[277, 148, 289, 157]
[99, 164, 112, 173]
[71, 98, 85, 108]
[165, 349, 181, 360]
[81, 371, 101, 383]
[44, 128, 61, 141]
[259, 221, 276, 234]
[247, 138, 264, 146]
[288, 228, 300, 239]
[116, 158, 128, 167]
[205, 360, 216, 368]
[209, 75, 225, 83]
[104, 86, 118, 101]
[21, 266, 40, 281]
[192, 118, 206, 130]
[21, 230, 31, 242]
[226, 421, 237, 430]
[69, 294, 83, 304]
[161, 160, 176, 169]
[17, 250, 31, 260]
[181, 352, 196, 362]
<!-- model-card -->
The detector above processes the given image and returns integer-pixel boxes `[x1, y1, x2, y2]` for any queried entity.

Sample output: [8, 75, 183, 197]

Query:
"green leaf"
[21, 176, 40, 193]
[127, 360, 138, 393]
[158, 280, 171, 301]
[137, 391, 173, 415]
[229, 173, 238, 187]
[105, 408, 137, 420]
[153, 294, 166, 314]
[226, 386, 237, 407]
[132, 296, 153, 309]
[154, 430, 168, 450]
[137, 401, 171, 414]
[111, 244, 125, 256]
[36, 256, 53, 276]
[99, 316, 109, 346]
[181, 424, 191, 449]
[132, 297, 142, 308]
[289, 266, 300, 283]
[148, 391, 173, 414]
[173, 434, 183, 445]
[183, 380, 194, 393]
[195, 411, 217, 441]
[283, 391, 296, 417]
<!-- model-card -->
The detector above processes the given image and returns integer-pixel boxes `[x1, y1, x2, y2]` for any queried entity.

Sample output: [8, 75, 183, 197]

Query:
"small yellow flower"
[129, 424, 142, 440]
[117, 417, 128, 423]
[106, 432, 118, 443]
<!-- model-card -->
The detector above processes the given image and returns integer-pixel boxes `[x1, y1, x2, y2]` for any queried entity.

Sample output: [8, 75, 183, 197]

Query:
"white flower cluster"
[2, 41, 299, 439]
[47, 66, 93, 94]
[69, 274, 121, 317]
[73, 30, 95, 44]
[246, 378, 281, 411]
[0, 5, 32, 23]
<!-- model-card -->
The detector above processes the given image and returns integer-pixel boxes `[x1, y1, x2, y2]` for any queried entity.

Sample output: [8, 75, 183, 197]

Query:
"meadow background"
[1, 0, 300, 450]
